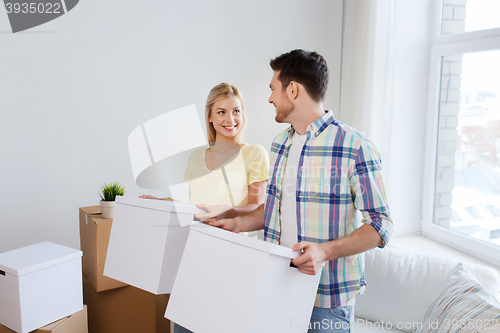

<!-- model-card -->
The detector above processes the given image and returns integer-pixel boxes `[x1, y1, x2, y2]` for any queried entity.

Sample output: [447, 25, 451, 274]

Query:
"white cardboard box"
[103, 196, 206, 295]
[0, 242, 83, 333]
[165, 223, 323, 333]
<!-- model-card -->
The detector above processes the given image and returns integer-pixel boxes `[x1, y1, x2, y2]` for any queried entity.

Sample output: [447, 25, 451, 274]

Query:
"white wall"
[0, 0, 343, 252]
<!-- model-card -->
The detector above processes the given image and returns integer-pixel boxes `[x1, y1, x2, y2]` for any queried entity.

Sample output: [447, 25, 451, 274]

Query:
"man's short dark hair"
[270, 49, 329, 102]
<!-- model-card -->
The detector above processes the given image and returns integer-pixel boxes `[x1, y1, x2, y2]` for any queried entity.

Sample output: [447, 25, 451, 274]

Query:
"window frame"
[422, 1, 500, 267]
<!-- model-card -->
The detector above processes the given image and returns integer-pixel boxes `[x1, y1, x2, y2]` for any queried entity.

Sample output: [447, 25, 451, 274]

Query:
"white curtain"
[339, 0, 396, 180]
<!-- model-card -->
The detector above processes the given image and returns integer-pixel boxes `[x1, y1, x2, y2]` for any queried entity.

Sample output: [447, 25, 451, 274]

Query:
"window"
[442, 0, 500, 34]
[423, 0, 500, 266]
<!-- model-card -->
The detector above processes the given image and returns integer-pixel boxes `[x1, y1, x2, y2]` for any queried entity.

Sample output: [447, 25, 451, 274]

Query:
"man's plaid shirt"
[264, 111, 393, 308]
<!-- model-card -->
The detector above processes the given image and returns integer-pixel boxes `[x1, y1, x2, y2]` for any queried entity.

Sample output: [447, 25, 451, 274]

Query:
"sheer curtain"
[339, 0, 396, 181]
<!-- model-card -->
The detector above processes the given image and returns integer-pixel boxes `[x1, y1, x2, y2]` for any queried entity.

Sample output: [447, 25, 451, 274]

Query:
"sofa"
[351, 246, 500, 332]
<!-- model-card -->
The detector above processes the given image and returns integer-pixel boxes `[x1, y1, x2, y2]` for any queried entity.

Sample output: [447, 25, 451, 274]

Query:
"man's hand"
[291, 242, 327, 275]
[194, 203, 265, 234]
[194, 204, 232, 222]
[207, 217, 239, 233]
[194, 204, 239, 233]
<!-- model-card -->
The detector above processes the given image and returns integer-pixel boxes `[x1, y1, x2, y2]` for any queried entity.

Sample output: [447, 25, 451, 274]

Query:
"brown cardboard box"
[83, 275, 170, 333]
[0, 306, 88, 333]
[79, 206, 128, 292]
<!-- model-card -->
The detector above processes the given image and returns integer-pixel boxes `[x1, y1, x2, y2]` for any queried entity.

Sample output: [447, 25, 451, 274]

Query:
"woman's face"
[209, 95, 244, 143]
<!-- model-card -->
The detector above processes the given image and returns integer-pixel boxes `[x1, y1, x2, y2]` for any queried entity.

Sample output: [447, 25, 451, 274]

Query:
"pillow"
[355, 247, 500, 333]
[413, 263, 500, 333]
[479, 324, 500, 333]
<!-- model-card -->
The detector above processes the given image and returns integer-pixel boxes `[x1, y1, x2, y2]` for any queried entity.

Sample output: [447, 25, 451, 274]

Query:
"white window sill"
[389, 233, 500, 276]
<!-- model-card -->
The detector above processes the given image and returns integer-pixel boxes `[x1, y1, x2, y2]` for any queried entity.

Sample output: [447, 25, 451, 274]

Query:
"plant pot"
[100, 201, 116, 219]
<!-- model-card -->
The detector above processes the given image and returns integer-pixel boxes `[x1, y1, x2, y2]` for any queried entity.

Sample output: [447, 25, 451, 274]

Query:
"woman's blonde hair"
[205, 83, 246, 145]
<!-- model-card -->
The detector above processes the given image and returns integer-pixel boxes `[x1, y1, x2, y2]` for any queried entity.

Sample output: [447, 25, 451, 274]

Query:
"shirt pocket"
[304, 174, 351, 201]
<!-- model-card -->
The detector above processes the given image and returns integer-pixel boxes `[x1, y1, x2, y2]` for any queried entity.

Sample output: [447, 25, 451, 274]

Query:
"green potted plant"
[99, 182, 125, 219]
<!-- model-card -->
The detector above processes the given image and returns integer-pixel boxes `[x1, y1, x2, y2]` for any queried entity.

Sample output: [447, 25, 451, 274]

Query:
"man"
[199, 49, 393, 332]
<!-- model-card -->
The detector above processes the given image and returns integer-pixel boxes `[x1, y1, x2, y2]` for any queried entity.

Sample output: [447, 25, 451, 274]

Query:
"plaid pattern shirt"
[264, 111, 393, 308]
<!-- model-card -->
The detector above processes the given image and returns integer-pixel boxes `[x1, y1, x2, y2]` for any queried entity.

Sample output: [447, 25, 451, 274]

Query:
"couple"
[157, 49, 393, 333]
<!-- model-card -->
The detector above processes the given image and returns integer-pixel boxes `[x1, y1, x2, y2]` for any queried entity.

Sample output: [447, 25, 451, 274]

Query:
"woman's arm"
[195, 180, 267, 221]
[228, 180, 266, 217]
[139, 195, 174, 201]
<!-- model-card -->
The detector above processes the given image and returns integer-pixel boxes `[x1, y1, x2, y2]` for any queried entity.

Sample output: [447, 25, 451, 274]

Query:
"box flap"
[0, 241, 82, 277]
[190, 223, 299, 260]
[116, 196, 206, 216]
[79, 206, 101, 216]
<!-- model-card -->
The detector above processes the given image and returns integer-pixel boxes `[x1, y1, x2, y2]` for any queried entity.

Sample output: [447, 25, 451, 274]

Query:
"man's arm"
[293, 137, 393, 275]
[193, 181, 267, 220]
[291, 224, 382, 275]
[195, 203, 266, 233]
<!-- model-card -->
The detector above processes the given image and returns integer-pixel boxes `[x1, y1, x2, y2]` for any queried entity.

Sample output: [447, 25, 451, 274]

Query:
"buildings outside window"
[424, 0, 500, 265]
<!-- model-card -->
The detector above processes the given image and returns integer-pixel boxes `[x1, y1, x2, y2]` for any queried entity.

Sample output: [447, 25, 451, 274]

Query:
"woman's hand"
[139, 195, 160, 200]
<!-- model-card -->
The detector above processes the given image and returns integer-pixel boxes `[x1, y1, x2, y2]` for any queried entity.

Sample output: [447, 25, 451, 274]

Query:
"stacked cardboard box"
[79, 206, 170, 333]
[79, 206, 127, 292]
[0, 242, 84, 333]
[83, 275, 170, 333]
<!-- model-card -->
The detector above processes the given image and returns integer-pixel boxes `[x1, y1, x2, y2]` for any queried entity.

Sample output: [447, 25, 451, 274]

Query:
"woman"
[182, 82, 268, 219]
[142, 83, 268, 216]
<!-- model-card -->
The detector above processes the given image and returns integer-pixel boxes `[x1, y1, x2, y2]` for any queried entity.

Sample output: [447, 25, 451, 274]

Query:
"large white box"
[165, 223, 323, 333]
[103, 196, 205, 295]
[0, 242, 83, 333]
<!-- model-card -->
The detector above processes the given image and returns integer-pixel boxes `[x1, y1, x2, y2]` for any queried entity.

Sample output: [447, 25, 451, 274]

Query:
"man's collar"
[287, 110, 335, 138]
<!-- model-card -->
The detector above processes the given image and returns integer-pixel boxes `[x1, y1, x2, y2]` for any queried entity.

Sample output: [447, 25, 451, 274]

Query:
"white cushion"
[355, 247, 500, 333]
[413, 263, 500, 333]
[480, 323, 500, 332]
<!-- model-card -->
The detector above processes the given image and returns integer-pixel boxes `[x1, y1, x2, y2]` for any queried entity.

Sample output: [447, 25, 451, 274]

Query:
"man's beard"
[275, 95, 294, 123]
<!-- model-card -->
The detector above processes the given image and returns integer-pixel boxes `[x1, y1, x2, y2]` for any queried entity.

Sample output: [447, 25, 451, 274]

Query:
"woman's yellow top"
[183, 144, 269, 206]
